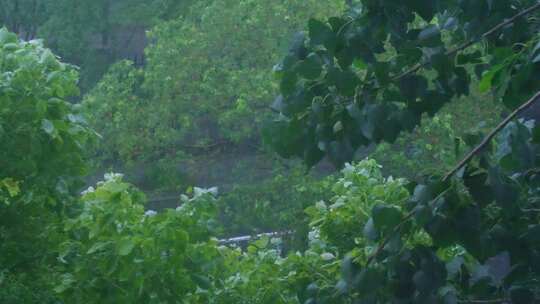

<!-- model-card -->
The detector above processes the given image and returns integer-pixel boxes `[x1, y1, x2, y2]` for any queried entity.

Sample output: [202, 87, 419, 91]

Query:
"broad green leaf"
[87, 241, 111, 254]
[296, 53, 322, 80]
[102, 181, 130, 194]
[418, 25, 439, 41]
[372, 205, 402, 232]
[356, 267, 384, 294]
[117, 238, 136, 256]
[2, 43, 18, 52]
[54, 274, 75, 294]
[308, 18, 334, 48]
[479, 64, 505, 92]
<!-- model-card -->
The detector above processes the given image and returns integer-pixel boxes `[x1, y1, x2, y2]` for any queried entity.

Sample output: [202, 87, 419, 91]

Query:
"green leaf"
[102, 181, 130, 194]
[1, 178, 20, 197]
[0, 27, 17, 44]
[418, 25, 439, 41]
[296, 53, 322, 80]
[457, 51, 483, 65]
[87, 241, 111, 254]
[399, 75, 428, 101]
[408, 0, 436, 21]
[308, 18, 336, 51]
[372, 205, 402, 233]
[117, 238, 136, 256]
[280, 72, 298, 95]
[304, 144, 325, 167]
[363, 218, 379, 241]
[327, 68, 358, 96]
[2, 43, 18, 52]
[478, 64, 505, 92]
[333, 121, 343, 133]
[355, 267, 384, 294]
[446, 256, 464, 278]
[353, 58, 367, 70]
[54, 274, 75, 294]
[485, 252, 510, 287]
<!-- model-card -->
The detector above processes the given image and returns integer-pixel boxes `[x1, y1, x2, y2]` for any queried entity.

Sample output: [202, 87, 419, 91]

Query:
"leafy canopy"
[265, 0, 540, 302]
[265, 0, 540, 168]
[83, 0, 346, 164]
[0, 26, 93, 301]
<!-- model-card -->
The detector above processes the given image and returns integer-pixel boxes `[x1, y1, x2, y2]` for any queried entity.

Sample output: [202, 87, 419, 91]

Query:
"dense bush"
[190, 160, 420, 303]
[265, 0, 540, 301]
[57, 175, 224, 303]
[306, 160, 410, 253]
[56, 160, 406, 304]
[0, 27, 92, 302]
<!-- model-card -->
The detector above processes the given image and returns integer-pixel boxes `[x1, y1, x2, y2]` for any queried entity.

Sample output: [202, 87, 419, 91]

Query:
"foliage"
[218, 164, 334, 248]
[0, 0, 196, 91]
[372, 90, 503, 179]
[83, 0, 346, 165]
[204, 160, 415, 304]
[306, 160, 410, 253]
[0, 271, 59, 304]
[264, 0, 539, 167]
[58, 174, 223, 303]
[265, 0, 540, 302]
[4, 0, 540, 302]
[0, 27, 92, 302]
[201, 243, 300, 304]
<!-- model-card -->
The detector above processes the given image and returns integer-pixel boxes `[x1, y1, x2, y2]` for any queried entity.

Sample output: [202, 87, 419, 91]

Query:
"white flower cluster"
[81, 172, 125, 196]
[104, 172, 124, 182]
[80, 186, 95, 196]
[96, 172, 124, 187]
[308, 229, 320, 243]
[193, 186, 219, 197]
[320, 252, 335, 261]
[144, 210, 157, 217]
[180, 186, 219, 204]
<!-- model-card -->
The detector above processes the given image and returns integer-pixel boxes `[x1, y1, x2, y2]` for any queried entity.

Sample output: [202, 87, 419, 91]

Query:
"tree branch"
[365, 211, 414, 266]
[364, 188, 450, 267]
[393, 1, 540, 81]
[443, 90, 540, 181]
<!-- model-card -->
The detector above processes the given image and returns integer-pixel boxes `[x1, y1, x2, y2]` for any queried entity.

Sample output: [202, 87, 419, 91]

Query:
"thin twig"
[443, 90, 540, 181]
[392, 1, 540, 81]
